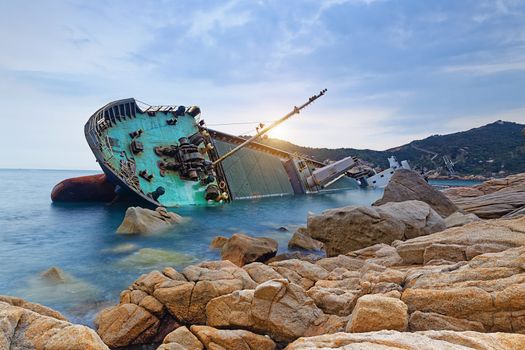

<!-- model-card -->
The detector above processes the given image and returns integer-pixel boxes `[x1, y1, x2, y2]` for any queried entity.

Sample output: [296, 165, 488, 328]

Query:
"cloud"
[442, 60, 525, 75]
[472, 0, 525, 22]
[442, 44, 525, 76]
[0, 0, 524, 169]
[184, 0, 253, 44]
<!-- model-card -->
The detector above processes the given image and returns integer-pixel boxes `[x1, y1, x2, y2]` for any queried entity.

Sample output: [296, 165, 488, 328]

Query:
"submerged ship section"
[210, 131, 359, 200]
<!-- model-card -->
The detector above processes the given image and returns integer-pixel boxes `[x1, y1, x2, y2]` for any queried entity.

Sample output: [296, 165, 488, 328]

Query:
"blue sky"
[1, 0, 525, 169]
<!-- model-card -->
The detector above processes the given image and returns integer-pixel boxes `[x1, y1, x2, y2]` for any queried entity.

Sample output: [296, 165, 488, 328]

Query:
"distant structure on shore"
[262, 120, 525, 178]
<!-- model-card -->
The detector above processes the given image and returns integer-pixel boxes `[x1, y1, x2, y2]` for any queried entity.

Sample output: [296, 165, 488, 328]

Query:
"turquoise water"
[0, 169, 386, 326]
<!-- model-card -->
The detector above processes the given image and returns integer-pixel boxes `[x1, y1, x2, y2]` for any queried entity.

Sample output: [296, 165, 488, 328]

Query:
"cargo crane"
[443, 155, 455, 176]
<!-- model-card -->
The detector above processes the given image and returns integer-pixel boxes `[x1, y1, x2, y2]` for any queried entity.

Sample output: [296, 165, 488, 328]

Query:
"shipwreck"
[52, 90, 408, 207]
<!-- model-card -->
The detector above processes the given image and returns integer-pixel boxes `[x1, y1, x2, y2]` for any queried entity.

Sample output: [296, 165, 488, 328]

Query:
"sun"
[266, 124, 288, 140]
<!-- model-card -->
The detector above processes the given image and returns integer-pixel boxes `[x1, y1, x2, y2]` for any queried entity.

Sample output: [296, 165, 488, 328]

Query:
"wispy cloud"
[443, 60, 525, 75]
[184, 0, 253, 44]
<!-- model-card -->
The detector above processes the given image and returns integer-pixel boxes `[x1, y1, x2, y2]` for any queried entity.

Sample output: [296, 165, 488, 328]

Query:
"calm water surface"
[0, 169, 387, 325]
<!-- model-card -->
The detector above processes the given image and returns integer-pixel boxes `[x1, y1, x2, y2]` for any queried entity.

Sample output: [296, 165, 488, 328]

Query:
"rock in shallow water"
[117, 206, 183, 234]
[15, 268, 100, 308]
[104, 242, 138, 254]
[308, 200, 445, 257]
[210, 236, 228, 249]
[220, 233, 278, 266]
[40, 266, 69, 283]
[118, 248, 196, 269]
[288, 227, 324, 251]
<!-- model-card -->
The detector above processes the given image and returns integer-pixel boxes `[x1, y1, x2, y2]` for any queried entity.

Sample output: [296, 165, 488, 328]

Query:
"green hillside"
[261, 120, 525, 177]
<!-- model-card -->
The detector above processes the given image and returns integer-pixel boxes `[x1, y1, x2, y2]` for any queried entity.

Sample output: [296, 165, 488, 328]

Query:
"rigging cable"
[206, 120, 277, 126]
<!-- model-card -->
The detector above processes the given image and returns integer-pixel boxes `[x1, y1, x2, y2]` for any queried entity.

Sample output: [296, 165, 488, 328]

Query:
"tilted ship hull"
[84, 94, 367, 207]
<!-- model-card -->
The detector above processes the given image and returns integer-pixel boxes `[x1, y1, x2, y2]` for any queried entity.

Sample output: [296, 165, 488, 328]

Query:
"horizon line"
[0, 167, 101, 172]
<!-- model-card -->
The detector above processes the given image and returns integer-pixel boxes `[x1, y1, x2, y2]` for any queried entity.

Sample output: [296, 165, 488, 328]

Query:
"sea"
[0, 169, 480, 326]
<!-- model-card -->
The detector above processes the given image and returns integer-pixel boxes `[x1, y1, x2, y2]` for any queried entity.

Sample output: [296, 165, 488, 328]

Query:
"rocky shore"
[443, 173, 525, 219]
[4, 170, 525, 349]
[427, 174, 489, 181]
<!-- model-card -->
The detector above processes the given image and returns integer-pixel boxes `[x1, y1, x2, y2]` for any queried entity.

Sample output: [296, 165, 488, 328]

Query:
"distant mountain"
[261, 121, 525, 177]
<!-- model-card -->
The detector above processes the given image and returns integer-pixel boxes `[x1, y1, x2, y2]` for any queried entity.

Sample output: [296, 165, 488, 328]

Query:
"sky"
[1, 0, 525, 170]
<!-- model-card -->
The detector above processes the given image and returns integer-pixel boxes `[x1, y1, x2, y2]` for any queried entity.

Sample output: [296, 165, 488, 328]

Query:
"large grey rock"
[220, 233, 278, 266]
[308, 200, 446, 257]
[374, 169, 459, 217]
[117, 207, 183, 234]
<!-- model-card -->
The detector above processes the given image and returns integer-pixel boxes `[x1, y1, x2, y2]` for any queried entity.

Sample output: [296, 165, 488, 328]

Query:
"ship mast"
[212, 89, 327, 166]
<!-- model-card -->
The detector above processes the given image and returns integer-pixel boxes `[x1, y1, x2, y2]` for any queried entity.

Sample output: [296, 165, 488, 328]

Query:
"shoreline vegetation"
[262, 120, 525, 179]
[3, 170, 525, 349]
